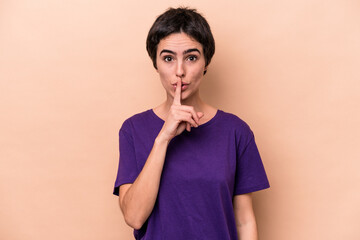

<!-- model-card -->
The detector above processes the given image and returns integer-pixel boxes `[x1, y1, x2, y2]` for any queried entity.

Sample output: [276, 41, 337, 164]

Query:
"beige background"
[1, 0, 359, 239]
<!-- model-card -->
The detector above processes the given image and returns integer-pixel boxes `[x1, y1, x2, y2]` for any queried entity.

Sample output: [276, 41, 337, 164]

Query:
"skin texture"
[153, 32, 218, 127]
[233, 193, 259, 240]
[119, 32, 258, 239]
[156, 32, 206, 106]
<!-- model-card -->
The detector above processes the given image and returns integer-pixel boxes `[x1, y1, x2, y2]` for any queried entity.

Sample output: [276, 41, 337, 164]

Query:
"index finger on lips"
[173, 79, 181, 106]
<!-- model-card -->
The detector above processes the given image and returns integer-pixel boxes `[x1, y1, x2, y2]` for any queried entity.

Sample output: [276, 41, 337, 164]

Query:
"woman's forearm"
[120, 134, 170, 229]
[237, 221, 258, 240]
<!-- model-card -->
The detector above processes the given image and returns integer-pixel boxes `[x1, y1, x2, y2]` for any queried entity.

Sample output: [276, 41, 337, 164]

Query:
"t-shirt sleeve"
[113, 120, 139, 196]
[234, 130, 270, 195]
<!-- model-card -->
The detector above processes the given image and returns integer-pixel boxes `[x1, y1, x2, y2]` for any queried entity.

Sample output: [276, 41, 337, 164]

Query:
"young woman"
[113, 7, 270, 240]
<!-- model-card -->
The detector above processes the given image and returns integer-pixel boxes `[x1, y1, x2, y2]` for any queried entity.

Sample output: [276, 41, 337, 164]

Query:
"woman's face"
[156, 32, 207, 101]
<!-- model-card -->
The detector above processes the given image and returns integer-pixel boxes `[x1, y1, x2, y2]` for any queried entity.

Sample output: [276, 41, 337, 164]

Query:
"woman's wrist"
[155, 132, 171, 145]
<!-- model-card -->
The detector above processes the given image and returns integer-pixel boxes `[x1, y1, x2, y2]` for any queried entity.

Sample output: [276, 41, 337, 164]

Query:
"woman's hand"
[158, 79, 204, 142]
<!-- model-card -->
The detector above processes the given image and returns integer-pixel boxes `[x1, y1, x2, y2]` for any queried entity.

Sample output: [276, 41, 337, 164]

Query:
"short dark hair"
[146, 7, 215, 75]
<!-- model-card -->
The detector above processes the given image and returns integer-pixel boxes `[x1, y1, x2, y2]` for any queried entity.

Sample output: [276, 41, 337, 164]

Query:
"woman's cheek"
[159, 76, 172, 92]
[193, 70, 204, 85]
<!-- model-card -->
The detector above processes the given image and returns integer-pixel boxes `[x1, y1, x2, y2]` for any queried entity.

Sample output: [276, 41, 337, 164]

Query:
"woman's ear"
[203, 66, 208, 75]
[154, 60, 158, 73]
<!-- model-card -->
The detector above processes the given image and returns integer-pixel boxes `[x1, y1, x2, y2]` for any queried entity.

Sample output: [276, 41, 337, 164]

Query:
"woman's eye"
[187, 55, 197, 61]
[164, 56, 173, 62]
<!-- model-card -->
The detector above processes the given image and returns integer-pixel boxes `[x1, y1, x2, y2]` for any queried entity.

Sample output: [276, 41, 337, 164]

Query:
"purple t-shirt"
[113, 109, 270, 239]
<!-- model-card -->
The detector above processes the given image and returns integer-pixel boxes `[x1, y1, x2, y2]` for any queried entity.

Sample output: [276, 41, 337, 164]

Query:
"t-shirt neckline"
[149, 108, 221, 129]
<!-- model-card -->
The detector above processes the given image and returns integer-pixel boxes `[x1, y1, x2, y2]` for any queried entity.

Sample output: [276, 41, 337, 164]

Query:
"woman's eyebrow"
[184, 48, 200, 54]
[160, 49, 175, 55]
[160, 48, 201, 55]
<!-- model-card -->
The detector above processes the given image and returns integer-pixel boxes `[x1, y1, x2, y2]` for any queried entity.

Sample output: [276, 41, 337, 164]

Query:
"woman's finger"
[177, 105, 201, 125]
[173, 79, 182, 106]
[181, 112, 199, 127]
[171, 104, 201, 126]
[176, 111, 198, 128]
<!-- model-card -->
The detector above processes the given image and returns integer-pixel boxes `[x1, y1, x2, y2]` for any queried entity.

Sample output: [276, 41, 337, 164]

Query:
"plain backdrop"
[1, 0, 359, 239]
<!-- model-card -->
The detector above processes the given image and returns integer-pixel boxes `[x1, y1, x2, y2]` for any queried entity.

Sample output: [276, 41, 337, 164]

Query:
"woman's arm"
[118, 79, 203, 230]
[119, 134, 169, 229]
[233, 193, 259, 240]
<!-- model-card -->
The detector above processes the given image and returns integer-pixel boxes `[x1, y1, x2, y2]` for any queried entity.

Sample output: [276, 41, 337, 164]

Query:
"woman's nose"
[175, 61, 185, 78]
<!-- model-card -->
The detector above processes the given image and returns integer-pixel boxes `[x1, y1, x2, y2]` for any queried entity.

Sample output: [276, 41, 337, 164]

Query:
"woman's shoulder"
[125, 109, 153, 121]
[218, 109, 252, 131]
[119, 109, 155, 131]
[217, 110, 256, 145]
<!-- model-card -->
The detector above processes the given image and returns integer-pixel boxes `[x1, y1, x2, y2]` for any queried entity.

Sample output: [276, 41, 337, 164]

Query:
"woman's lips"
[172, 83, 189, 91]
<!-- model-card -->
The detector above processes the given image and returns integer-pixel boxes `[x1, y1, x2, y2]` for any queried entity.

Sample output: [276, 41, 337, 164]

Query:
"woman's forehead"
[158, 32, 203, 53]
